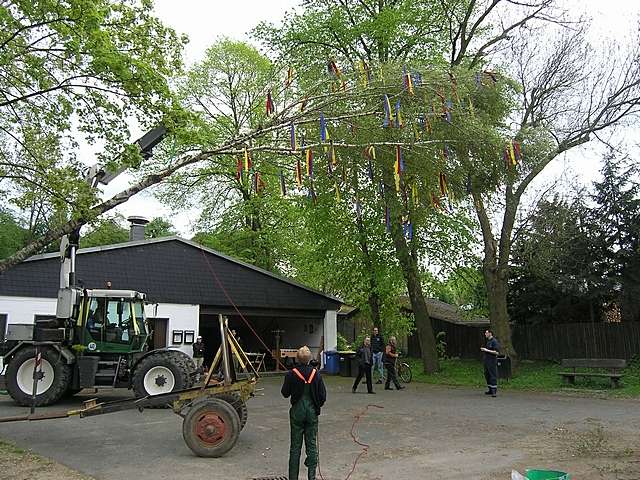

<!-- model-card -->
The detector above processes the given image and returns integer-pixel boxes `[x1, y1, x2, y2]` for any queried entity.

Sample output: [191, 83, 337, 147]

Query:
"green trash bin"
[525, 469, 570, 480]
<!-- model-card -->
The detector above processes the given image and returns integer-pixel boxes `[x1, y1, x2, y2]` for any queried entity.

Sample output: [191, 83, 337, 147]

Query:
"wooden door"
[149, 318, 168, 350]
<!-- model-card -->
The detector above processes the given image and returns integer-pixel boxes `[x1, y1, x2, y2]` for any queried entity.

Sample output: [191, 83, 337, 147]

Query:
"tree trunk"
[380, 163, 439, 373]
[473, 189, 518, 363]
[483, 264, 516, 359]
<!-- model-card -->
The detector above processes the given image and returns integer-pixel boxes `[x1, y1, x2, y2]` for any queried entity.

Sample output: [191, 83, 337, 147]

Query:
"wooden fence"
[512, 321, 640, 360]
[407, 320, 640, 361]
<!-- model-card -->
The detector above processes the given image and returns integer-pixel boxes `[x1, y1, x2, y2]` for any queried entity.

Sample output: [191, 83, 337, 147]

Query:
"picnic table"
[558, 358, 627, 388]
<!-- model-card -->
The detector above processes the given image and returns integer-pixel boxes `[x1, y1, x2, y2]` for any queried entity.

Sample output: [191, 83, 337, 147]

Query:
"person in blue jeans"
[370, 327, 385, 383]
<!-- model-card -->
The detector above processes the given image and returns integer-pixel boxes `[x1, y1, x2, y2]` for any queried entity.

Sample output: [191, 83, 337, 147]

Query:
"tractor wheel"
[165, 350, 196, 389]
[5, 346, 72, 407]
[132, 352, 190, 400]
[214, 392, 248, 431]
[182, 398, 240, 457]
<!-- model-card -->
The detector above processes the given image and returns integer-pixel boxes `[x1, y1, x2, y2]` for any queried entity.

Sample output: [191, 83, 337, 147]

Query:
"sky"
[101, 0, 640, 237]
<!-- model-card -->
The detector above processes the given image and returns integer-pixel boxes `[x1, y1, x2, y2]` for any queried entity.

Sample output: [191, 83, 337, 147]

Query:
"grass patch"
[0, 438, 27, 455]
[406, 357, 640, 397]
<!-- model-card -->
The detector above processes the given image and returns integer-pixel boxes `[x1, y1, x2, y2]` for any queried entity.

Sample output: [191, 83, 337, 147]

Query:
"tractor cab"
[78, 289, 149, 354]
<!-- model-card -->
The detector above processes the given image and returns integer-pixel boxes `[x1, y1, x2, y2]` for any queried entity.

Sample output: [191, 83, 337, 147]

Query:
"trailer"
[0, 315, 260, 458]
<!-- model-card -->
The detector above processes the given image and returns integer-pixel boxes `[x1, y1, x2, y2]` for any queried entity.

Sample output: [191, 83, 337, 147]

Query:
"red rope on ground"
[318, 404, 384, 480]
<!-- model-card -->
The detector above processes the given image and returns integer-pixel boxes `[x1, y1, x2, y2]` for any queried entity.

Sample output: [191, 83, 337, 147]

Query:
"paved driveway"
[1, 376, 639, 480]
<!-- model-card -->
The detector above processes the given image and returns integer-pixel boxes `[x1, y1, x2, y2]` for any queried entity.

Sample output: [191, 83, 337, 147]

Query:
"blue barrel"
[323, 350, 339, 375]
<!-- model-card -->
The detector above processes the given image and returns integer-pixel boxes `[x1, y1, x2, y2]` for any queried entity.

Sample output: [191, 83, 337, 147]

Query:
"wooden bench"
[559, 358, 627, 388]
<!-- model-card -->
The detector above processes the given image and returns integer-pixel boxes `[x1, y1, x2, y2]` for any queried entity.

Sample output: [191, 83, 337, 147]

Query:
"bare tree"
[468, 22, 640, 358]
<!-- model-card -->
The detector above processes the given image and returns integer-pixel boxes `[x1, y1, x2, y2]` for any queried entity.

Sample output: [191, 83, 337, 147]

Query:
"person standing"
[192, 336, 205, 373]
[352, 336, 375, 394]
[481, 329, 500, 397]
[281, 346, 327, 480]
[371, 327, 385, 384]
[384, 336, 404, 391]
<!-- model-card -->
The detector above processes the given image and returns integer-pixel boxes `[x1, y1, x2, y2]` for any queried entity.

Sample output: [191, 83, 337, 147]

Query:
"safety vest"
[292, 367, 317, 384]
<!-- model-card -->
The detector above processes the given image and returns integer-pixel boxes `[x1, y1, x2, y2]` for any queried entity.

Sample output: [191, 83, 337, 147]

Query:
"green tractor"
[1, 288, 196, 407]
[1, 246, 196, 407]
[0, 126, 196, 407]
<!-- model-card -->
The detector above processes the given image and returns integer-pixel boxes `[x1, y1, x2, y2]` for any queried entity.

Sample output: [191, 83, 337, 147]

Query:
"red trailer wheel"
[182, 398, 240, 457]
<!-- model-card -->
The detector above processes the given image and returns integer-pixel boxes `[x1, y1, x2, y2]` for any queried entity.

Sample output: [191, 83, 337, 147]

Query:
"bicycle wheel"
[398, 362, 412, 384]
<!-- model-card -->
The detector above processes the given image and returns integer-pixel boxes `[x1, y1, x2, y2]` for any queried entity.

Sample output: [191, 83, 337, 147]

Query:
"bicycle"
[375, 355, 413, 384]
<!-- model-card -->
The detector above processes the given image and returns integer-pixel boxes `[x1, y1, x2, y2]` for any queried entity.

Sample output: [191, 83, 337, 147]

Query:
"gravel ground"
[0, 376, 639, 480]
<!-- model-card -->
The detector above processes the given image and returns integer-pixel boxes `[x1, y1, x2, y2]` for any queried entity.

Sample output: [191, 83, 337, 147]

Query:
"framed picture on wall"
[184, 330, 195, 344]
[172, 330, 184, 344]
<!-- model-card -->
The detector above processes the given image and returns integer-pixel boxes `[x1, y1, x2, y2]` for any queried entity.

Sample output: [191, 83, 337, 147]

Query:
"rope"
[318, 404, 384, 480]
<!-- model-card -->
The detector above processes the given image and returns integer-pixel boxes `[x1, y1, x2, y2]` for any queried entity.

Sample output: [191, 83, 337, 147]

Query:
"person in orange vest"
[281, 346, 327, 480]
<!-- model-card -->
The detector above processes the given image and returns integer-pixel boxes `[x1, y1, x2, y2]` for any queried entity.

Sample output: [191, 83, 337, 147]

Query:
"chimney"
[127, 216, 149, 241]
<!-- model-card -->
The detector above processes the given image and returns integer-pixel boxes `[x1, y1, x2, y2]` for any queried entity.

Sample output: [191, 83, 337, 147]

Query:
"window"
[133, 301, 147, 335]
[86, 298, 105, 341]
[105, 299, 134, 344]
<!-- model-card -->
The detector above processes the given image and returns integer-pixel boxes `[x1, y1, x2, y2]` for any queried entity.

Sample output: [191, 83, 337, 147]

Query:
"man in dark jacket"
[352, 336, 375, 394]
[481, 329, 500, 397]
[281, 346, 327, 480]
[371, 327, 385, 384]
[384, 336, 404, 390]
[192, 336, 205, 373]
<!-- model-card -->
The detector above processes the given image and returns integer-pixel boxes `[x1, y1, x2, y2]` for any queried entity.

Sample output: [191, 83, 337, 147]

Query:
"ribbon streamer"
[320, 113, 327, 142]
[439, 172, 448, 197]
[385, 207, 391, 232]
[295, 159, 303, 187]
[395, 99, 404, 128]
[285, 67, 293, 88]
[266, 91, 274, 115]
[383, 94, 392, 127]
[236, 157, 243, 181]
[306, 148, 313, 177]
[403, 65, 414, 95]
[243, 147, 252, 172]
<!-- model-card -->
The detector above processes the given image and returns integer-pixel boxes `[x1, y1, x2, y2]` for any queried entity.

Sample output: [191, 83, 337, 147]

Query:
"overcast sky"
[102, 0, 640, 236]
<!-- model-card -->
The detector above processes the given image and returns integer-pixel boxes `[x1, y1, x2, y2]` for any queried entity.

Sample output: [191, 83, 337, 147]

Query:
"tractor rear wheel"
[132, 352, 191, 399]
[5, 346, 72, 406]
[182, 398, 240, 457]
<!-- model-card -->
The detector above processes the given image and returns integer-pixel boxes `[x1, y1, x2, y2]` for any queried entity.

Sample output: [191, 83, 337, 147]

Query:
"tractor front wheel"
[5, 346, 72, 406]
[182, 398, 240, 457]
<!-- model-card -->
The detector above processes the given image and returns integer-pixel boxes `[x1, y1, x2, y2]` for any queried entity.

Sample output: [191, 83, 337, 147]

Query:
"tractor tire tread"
[5, 346, 72, 407]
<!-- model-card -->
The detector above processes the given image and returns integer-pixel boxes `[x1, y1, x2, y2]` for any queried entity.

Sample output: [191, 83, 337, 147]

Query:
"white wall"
[0, 295, 57, 324]
[145, 303, 199, 357]
[281, 317, 324, 361]
[323, 310, 338, 351]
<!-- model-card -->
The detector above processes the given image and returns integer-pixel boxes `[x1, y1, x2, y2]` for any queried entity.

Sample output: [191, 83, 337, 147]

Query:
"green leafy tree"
[145, 217, 176, 239]
[79, 215, 129, 248]
[0, 0, 185, 269]
[0, 209, 28, 259]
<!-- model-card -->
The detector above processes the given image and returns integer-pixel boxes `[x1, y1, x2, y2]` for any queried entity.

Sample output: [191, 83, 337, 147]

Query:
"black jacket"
[281, 364, 327, 415]
[371, 334, 385, 353]
[356, 345, 372, 366]
[192, 342, 204, 358]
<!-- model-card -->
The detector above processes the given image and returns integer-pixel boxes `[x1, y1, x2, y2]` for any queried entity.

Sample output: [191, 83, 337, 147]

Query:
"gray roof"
[1, 237, 342, 312]
[400, 296, 489, 326]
